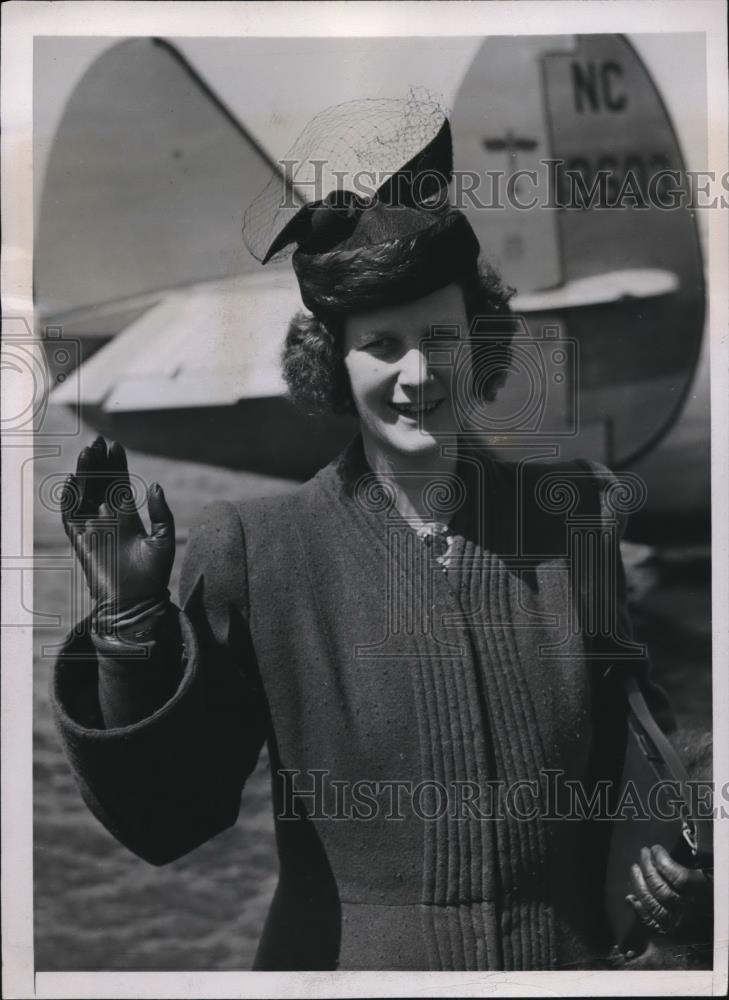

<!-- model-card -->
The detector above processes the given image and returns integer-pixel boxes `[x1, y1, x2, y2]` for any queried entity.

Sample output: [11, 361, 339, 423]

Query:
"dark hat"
[273, 196, 480, 316]
[243, 92, 481, 317]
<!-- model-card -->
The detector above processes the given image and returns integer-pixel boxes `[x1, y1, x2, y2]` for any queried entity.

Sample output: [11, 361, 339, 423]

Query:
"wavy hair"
[282, 262, 516, 417]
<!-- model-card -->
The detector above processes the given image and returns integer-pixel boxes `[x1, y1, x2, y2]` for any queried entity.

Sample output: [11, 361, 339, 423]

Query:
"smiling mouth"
[389, 399, 444, 418]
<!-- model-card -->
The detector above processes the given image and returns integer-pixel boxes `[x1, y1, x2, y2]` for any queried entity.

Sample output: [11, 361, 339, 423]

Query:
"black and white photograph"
[2, 1, 728, 996]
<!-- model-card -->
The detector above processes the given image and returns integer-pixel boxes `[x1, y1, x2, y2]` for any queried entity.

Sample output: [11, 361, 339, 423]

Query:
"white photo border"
[2, 1, 727, 997]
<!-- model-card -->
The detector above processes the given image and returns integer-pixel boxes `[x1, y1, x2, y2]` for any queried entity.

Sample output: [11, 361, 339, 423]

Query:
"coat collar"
[319, 432, 510, 558]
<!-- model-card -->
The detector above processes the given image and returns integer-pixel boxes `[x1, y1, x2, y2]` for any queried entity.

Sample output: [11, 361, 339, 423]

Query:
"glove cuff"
[91, 591, 171, 647]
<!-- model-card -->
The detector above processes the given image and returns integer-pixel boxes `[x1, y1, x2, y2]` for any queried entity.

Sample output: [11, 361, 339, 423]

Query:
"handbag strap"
[623, 673, 691, 788]
[622, 671, 711, 861]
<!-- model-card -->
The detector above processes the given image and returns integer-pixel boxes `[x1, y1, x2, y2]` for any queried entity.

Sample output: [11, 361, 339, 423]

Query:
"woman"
[52, 108, 710, 971]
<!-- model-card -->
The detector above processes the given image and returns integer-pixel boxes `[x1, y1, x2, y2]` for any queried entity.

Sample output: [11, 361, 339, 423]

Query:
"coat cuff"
[53, 607, 198, 737]
[51, 610, 246, 864]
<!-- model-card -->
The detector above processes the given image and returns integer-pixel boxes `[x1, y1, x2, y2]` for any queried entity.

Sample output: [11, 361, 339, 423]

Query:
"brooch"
[415, 522, 455, 572]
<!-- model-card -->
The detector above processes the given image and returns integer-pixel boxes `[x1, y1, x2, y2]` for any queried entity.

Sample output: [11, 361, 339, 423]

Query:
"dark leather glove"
[61, 436, 175, 624]
[627, 844, 712, 939]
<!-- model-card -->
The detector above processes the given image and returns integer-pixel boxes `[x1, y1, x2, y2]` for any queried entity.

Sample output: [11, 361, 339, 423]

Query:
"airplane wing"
[51, 268, 295, 409]
[50, 268, 357, 479]
[511, 268, 679, 312]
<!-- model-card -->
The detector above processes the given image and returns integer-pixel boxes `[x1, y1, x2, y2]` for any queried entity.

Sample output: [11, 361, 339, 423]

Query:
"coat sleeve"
[51, 500, 268, 866]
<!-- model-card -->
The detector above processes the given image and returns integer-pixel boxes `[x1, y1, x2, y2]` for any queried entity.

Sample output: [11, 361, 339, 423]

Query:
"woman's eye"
[364, 337, 395, 353]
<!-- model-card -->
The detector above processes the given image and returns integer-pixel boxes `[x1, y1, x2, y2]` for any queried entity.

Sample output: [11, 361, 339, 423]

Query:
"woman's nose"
[397, 347, 434, 387]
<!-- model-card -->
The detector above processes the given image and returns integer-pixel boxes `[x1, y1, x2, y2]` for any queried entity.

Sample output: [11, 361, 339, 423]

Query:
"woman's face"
[343, 283, 471, 466]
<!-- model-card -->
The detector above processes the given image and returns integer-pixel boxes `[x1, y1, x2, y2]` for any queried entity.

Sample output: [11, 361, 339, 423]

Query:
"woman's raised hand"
[61, 436, 175, 609]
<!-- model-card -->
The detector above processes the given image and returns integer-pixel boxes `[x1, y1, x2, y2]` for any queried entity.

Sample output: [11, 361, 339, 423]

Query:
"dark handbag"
[604, 671, 713, 956]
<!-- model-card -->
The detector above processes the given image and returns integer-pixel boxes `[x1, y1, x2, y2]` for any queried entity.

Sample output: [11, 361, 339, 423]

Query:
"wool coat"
[52, 436, 674, 971]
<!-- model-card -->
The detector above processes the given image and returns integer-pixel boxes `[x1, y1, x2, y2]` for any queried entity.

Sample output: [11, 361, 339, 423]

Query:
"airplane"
[38, 34, 709, 541]
[450, 34, 706, 540]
